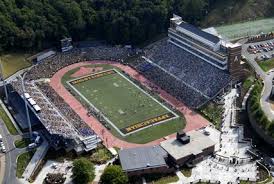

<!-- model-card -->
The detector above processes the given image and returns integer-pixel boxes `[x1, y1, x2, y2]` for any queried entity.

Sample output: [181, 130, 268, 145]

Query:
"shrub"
[72, 158, 95, 184]
[44, 173, 66, 184]
[100, 165, 128, 184]
[90, 148, 112, 164]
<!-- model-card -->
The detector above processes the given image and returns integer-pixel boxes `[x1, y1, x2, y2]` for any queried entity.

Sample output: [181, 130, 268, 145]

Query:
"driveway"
[0, 119, 27, 184]
[242, 41, 274, 121]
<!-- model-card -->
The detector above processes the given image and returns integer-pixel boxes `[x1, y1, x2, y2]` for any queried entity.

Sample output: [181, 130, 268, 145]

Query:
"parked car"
[28, 143, 37, 149]
[2, 146, 6, 153]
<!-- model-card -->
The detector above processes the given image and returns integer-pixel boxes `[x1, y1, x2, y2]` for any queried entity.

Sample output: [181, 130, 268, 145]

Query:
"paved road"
[242, 42, 274, 120]
[261, 71, 274, 120]
[242, 43, 266, 79]
[0, 119, 25, 184]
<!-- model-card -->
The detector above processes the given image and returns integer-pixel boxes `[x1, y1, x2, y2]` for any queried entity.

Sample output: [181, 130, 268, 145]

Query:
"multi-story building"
[168, 15, 243, 80]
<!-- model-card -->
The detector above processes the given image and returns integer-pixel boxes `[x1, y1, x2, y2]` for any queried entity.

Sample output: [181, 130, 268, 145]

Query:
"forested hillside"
[0, 0, 273, 51]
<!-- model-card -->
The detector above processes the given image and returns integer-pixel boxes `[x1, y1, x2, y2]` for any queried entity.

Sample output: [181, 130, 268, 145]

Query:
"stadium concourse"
[50, 61, 209, 148]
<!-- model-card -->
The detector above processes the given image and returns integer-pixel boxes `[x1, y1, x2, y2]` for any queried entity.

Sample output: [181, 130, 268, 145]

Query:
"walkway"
[0, 118, 24, 184]
[22, 140, 49, 181]
[50, 61, 209, 149]
[171, 89, 257, 184]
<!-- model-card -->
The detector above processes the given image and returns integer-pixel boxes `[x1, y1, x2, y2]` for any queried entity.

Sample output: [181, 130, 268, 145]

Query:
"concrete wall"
[174, 145, 215, 166]
[126, 166, 174, 176]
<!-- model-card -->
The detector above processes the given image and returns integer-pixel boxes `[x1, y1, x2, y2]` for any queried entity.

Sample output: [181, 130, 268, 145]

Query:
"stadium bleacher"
[132, 38, 231, 108]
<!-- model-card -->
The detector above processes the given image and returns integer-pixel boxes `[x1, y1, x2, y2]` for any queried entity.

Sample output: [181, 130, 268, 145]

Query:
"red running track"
[50, 61, 209, 149]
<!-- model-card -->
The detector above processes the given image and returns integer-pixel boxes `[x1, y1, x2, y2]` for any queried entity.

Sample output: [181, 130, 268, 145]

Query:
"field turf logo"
[121, 112, 175, 134]
[70, 70, 116, 85]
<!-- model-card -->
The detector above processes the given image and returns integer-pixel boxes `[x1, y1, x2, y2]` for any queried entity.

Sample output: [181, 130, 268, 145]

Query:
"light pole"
[20, 72, 32, 138]
[0, 58, 9, 103]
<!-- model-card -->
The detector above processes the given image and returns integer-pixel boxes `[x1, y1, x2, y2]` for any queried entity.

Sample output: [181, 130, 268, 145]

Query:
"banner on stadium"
[70, 70, 116, 85]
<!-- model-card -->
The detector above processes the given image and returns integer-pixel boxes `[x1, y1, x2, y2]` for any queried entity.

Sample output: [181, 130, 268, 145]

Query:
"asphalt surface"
[242, 40, 274, 121]
[0, 119, 25, 184]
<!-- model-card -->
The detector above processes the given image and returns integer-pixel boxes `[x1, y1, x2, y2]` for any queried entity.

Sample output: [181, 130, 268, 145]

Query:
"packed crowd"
[11, 79, 79, 138]
[132, 58, 209, 108]
[26, 46, 131, 81]
[131, 39, 231, 108]
[10, 46, 132, 142]
[37, 83, 95, 138]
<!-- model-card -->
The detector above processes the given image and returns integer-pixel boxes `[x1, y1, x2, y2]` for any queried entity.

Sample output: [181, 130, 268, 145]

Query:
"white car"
[2, 146, 6, 153]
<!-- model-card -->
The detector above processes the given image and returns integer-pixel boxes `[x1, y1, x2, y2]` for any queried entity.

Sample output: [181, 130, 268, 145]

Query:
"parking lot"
[243, 39, 274, 62]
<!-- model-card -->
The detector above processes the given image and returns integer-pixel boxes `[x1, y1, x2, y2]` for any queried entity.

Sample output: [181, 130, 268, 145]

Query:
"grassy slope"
[1, 53, 31, 79]
[258, 58, 274, 72]
[14, 138, 31, 149]
[62, 64, 185, 144]
[0, 106, 18, 135]
[16, 150, 35, 178]
[199, 102, 222, 130]
[181, 167, 192, 178]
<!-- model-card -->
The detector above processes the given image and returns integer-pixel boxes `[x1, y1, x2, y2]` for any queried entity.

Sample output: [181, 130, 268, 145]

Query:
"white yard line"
[67, 69, 179, 137]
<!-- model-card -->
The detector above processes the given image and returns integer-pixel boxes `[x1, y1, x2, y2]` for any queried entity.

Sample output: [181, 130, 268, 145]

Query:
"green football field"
[215, 18, 274, 40]
[63, 64, 185, 143]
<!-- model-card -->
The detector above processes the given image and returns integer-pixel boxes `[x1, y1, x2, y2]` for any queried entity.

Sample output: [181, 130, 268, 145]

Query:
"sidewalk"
[0, 154, 5, 184]
[22, 140, 49, 181]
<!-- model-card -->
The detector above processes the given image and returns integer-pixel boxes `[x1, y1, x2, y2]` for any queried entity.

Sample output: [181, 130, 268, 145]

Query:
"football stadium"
[8, 15, 243, 153]
[61, 64, 184, 141]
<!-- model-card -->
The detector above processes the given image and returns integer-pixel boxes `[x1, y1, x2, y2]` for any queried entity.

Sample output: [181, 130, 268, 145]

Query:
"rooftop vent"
[176, 131, 190, 144]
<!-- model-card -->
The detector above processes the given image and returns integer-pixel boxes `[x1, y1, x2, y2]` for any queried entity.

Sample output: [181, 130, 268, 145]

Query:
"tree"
[267, 122, 274, 137]
[100, 165, 128, 184]
[72, 157, 95, 184]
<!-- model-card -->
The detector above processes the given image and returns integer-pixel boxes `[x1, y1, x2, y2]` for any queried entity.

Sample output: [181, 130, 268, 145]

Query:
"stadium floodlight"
[20, 72, 33, 139]
[0, 58, 9, 103]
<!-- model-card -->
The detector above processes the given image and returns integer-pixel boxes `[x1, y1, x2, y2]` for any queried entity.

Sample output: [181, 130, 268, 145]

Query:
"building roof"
[160, 130, 216, 161]
[119, 145, 168, 172]
[179, 22, 220, 44]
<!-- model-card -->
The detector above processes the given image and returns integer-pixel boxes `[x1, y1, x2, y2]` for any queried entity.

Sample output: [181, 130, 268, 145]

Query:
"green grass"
[243, 76, 255, 92]
[63, 64, 185, 144]
[215, 18, 274, 40]
[1, 53, 31, 79]
[16, 150, 35, 178]
[258, 58, 274, 72]
[0, 106, 18, 135]
[181, 167, 192, 177]
[90, 147, 112, 164]
[145, 174, 179, 184]
[72, 70, 170, 129]
[14, 138, 31, 148]
[199, 102, 222, 130]
[257, 164, 271, 183]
